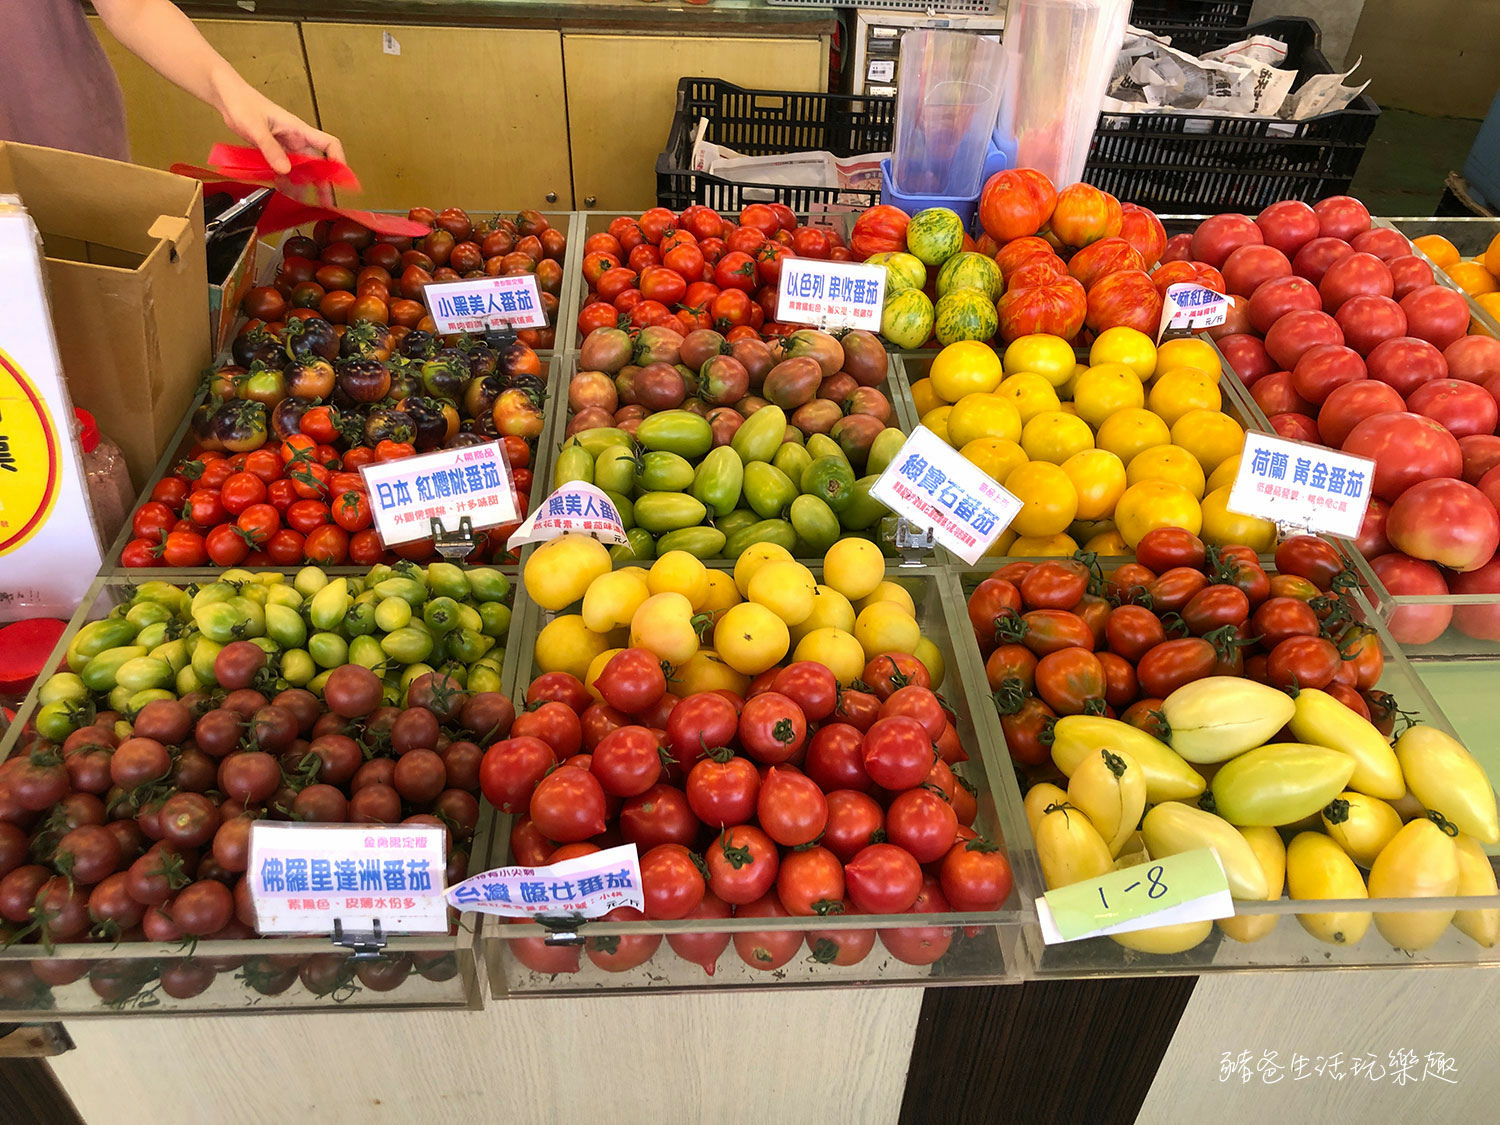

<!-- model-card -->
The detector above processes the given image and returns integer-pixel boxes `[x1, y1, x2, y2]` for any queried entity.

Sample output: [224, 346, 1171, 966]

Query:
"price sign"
[506, 481, 629, 549]
[424, 273, 547, 333]
[1036, 848, 1233, 944]
[247, 823, 449, 935]
[776, 258, 885, 331]
[1226, 430, 1374, 539]
[869, 426, 1023, 564]
[359, 442, 519, 546]
[446, 844, 643, 919]
[1157, 282, 1229, 340]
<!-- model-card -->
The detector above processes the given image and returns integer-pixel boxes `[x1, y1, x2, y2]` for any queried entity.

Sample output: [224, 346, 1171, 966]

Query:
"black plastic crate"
[656, 79, 895, 212]
[1130, 0, 1253, 36]
[1084, 17, 1381, 213]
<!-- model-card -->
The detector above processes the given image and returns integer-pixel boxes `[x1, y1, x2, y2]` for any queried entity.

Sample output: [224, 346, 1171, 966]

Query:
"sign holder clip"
[429, 515, 481, 560]
[537, 915, 586, 948]
[889, 516, 937, 566]
[332, 918, 388, 960]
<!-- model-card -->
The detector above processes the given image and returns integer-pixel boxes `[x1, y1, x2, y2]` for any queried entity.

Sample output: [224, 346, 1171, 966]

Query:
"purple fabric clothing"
[0, 0, 129, 161]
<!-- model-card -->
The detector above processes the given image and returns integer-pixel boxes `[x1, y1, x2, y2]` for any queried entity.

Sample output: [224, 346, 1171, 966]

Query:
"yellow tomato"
[947, 392, 1023, 447]
[1413, 233, 1461, 268]
[1004, 462, 1078, 537]
[1200, 484, 1276, 551]
[715, 602, 790, 675]
[1083, 528, 1130, 555]
[674, 649, 751, 697]
[1477, 292, 1500, 325]
[1206, 452, 1242, 494]
[701, 569, 742, 617]
[1152, 337, 1221, 380]
[535, 616, 613, 683]
[790, 584, 856, 646]
[1072, 364, 1145, 429]
[1003, 334, 1075, 388]
[524, 532, 612, 610]
[1095, 407, 1171, 464]
[928, 340, 1003, 402]
[1011, 532, 1079, 556]
[853, 601, 921, 660]
[1486, 231, 1500, 279]
[630, 591, 701, 664]
[1060, 448, 1127, 520]
[961, 436, 1029, 485]
[583, 646, 625, 701]
[995, 372, 1061, 423]
[747, 560, 817, 626]
[1448, 261, 1499, 296]
[733, 541, 793, 596]
[581, 567, 652, 633]
[1172, 409, 1244, 474]
[914, 636, 945, 688]
[1070, 517, 1115, 542]
[1148, 367, 1222, 426]
[1089, 325, 1157, 380]
[1114, 480, 1202, 548]
[921, 405, 953, 445]
[823, 538, 885, 601]
[1126, 444, 1206, 499]
[1058, 363, 1085, 400]
[794, 627, 866, 685]
[1021, 411, 1094, 464]
[1056, 402, 1079, 417]
[647, 550, 709, 609]
[856, 580, 917, 618]
[909, 376, 944, 417]
[983, 528, 1020, 557]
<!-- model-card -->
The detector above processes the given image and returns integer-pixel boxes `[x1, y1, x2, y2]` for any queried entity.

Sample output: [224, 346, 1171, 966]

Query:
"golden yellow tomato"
[1095, 408, 1171, 464]
[1083, 528, 1131, 555]
[921, 405, 953, 445]
[1072, 363, 1146, 429]
[961, 436, 1029, 485]
[1003, 334, 1076, 388]
[947, 392, 1023, 447]
[1060, 448, 1127, 520]
[535, 616, 613, 683]
[1004, 461, 1079, 537]
[715, 602, 790, 675]
[855, 580, 917, 618]
[700, 569, 742, 621]
[794, 627, 866, 686]
[823, 538, 885, 600]
[581, 568, 652, 633]
[1486, 231, 1500, 279]
[1011, 532, 1080, 556]
[1413, 233, 1460, 269]
[747, 560, 817, 626]
[1153, 337, 1221, 380]
[1089, 326, 1157, 380]
[647, 550, 709, 609]
[995, 372, 1061, 424]
[1126, 444, 1207, 499]
[1148, 368, 1222, 427]
[929, 340, 1003, 402]
[583, 646, 625, 701]
[1207, 452, 1242, 494]
[1021, 411, 1094, 464]
[1172, 409, 1244, 474]
[1114, 480, 1203, 548]
[983, 528, 1020, 557]
[675, 649, 751, 697]
[524, 533, 612, 610]
[1448, 261, 1498, 296]
[733, 541, 794, 596]
[853, 601, 921, 660]
[630, 591, 701, 664]
[910, 376, 944, 417]
[1200, 484, 1276, 552]
[1059, 363, 1085, 400]
[1477, 292, 1500, 324]
[790, 584, 856, 646]
[914, 637, 945, 689]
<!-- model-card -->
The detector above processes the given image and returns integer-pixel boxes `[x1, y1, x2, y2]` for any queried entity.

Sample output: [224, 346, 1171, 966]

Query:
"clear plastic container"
[891, 30, 1007, 199]
[74, 408, 135, 550]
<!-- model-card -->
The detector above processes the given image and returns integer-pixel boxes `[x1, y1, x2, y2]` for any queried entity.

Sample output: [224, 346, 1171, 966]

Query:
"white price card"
[424, 273, 547, 333]
[506, 481, 629, 550]
[776, 258, 886, 331]
[247, 823, 449, 935]
[446, 844, 643, 919]
[359, 441, 519, 545]
[1157, 281, 1229, 340]
[1036, 848, 1234, 944]
[1227, 430, 1374, 539]
[869, 425, 1023, 564]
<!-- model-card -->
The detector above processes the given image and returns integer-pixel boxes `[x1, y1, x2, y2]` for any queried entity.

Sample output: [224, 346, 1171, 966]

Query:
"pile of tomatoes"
[118, 432, 531, 569]
[241, 207, 565, 351]
[0, 658, 510, 1005]
[577, 204, 853, 343]
[971, 529, 1393, 768]
[483, 651, 1013, 977]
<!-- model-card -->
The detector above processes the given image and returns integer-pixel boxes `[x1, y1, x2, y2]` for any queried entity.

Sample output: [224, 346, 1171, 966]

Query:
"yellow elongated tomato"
[1217, 826, 1286, 944]
[1049, 715, 1205, 803]
[1320, 791, 1403, 867]
[1368, 817, 1460, 952]
[524, 533, 612, 610]
[1035, 804, 1114, 890]
[1114, 832, 1149, 869]
[1289, 688, 1404, 800]
[534, 618, 612, 683]
[673, 649, 750, 698]
[629, 592, 703, 665]
[1111, 918, 1214, 955]
[1068, 748, 1147, 856]
[581, 568, 652, 633]
[1286, 831, 1370, 946]
[1141, 803, 1268, 900]
[1211, 743, 1356, 827]
[1024, 782, 1069, 838]
[1163, 676, 1295, 764]
[1453, 834, 1500, 948]
[1394, 725, 1500, 844]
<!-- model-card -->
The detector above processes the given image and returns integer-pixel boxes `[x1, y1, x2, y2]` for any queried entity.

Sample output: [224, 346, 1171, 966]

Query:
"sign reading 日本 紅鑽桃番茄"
[358, 441, 519, 546]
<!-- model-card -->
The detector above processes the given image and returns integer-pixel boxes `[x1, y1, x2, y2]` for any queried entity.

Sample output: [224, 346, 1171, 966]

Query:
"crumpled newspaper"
[689, 119, 888, 205]
[1102, 27, 1369, 121]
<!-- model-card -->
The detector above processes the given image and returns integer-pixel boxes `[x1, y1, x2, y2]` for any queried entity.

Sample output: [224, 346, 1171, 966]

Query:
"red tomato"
[1000, 698, 1056, 767]
[860, 652, 932, 699]
[619, 784, 700, 852]
[686, 751, 760, 827]
[1011, 609, 1096, 655]
[302, 524, 348, 565]
[985, 643, 1038, 694]
[844, 843, 922, 914]
[1105, 605, 1167, 662]
[756, 767, 828, 847]
[1019, 560, 1090, 610]
[1135, 527, 1207, 573]
[705, 825, 779, 905]
[885, 789, 958, 864]
[590, 726, 663, 798]
[940, 838, 1013, 911]
[529, 766, 607, 842]
[639, 843, 706, 920]
[479, 737, 557, 813]
[1266, 635, 1342, 690]
[1182, 584, 1251, 634]
[738, 692, 809, 765]
[823, 789, 885, 863]
[968, 577, 1023, 649]
[861, 717, 934, 790]
[131, 500, 176, 542]
[776, 846, 845, 917]
[594, 648, 666, 716]
[1136, 638, 1218, 697]
[732, 893, 803, 972]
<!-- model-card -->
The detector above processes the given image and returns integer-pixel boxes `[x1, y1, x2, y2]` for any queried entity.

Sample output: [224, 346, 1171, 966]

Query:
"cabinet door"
[303, 24, 571, 211]
[564, 35, 826, 212]
[90, 18, 316, 171]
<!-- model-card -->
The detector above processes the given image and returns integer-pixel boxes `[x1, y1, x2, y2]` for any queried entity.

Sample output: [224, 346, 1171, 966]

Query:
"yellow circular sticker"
[0, 346, 61, 556]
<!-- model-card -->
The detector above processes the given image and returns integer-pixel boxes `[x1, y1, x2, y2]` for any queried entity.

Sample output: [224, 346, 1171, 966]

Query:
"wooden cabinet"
[89, 18, 316, 172]
[563, 34, 826, 211]
[301, 24, 572, 211]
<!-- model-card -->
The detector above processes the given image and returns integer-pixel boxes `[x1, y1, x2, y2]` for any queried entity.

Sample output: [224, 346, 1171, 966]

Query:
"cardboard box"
[209, 227, 258, 357]
[0, 142, 209, 489]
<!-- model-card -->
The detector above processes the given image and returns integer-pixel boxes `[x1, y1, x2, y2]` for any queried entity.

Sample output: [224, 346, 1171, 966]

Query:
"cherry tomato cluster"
[578, 203, 853, 344]
[482, 649, 1014, 977]
[241, 207, 564, 351]
[119, 433, 532, 569]
[0, 658, 510, 1005]
[970, 529, 1393, 767]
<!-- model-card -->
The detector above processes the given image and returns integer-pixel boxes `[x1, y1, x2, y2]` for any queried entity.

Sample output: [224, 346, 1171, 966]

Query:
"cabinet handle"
[545, 191, 558, 204]
[584, 196, 597, 208]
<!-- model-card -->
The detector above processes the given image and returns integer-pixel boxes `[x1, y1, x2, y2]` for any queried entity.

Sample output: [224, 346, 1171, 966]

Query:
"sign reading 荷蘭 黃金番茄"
[358, 441, 519, 546]
[1226, 430, 1374, 539]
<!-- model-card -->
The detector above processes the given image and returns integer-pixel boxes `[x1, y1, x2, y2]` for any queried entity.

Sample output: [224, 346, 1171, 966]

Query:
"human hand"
[214, 73, 345, 181]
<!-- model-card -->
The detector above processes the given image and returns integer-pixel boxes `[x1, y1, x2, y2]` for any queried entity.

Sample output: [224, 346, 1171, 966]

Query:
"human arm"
[91, 0, 343, 172]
